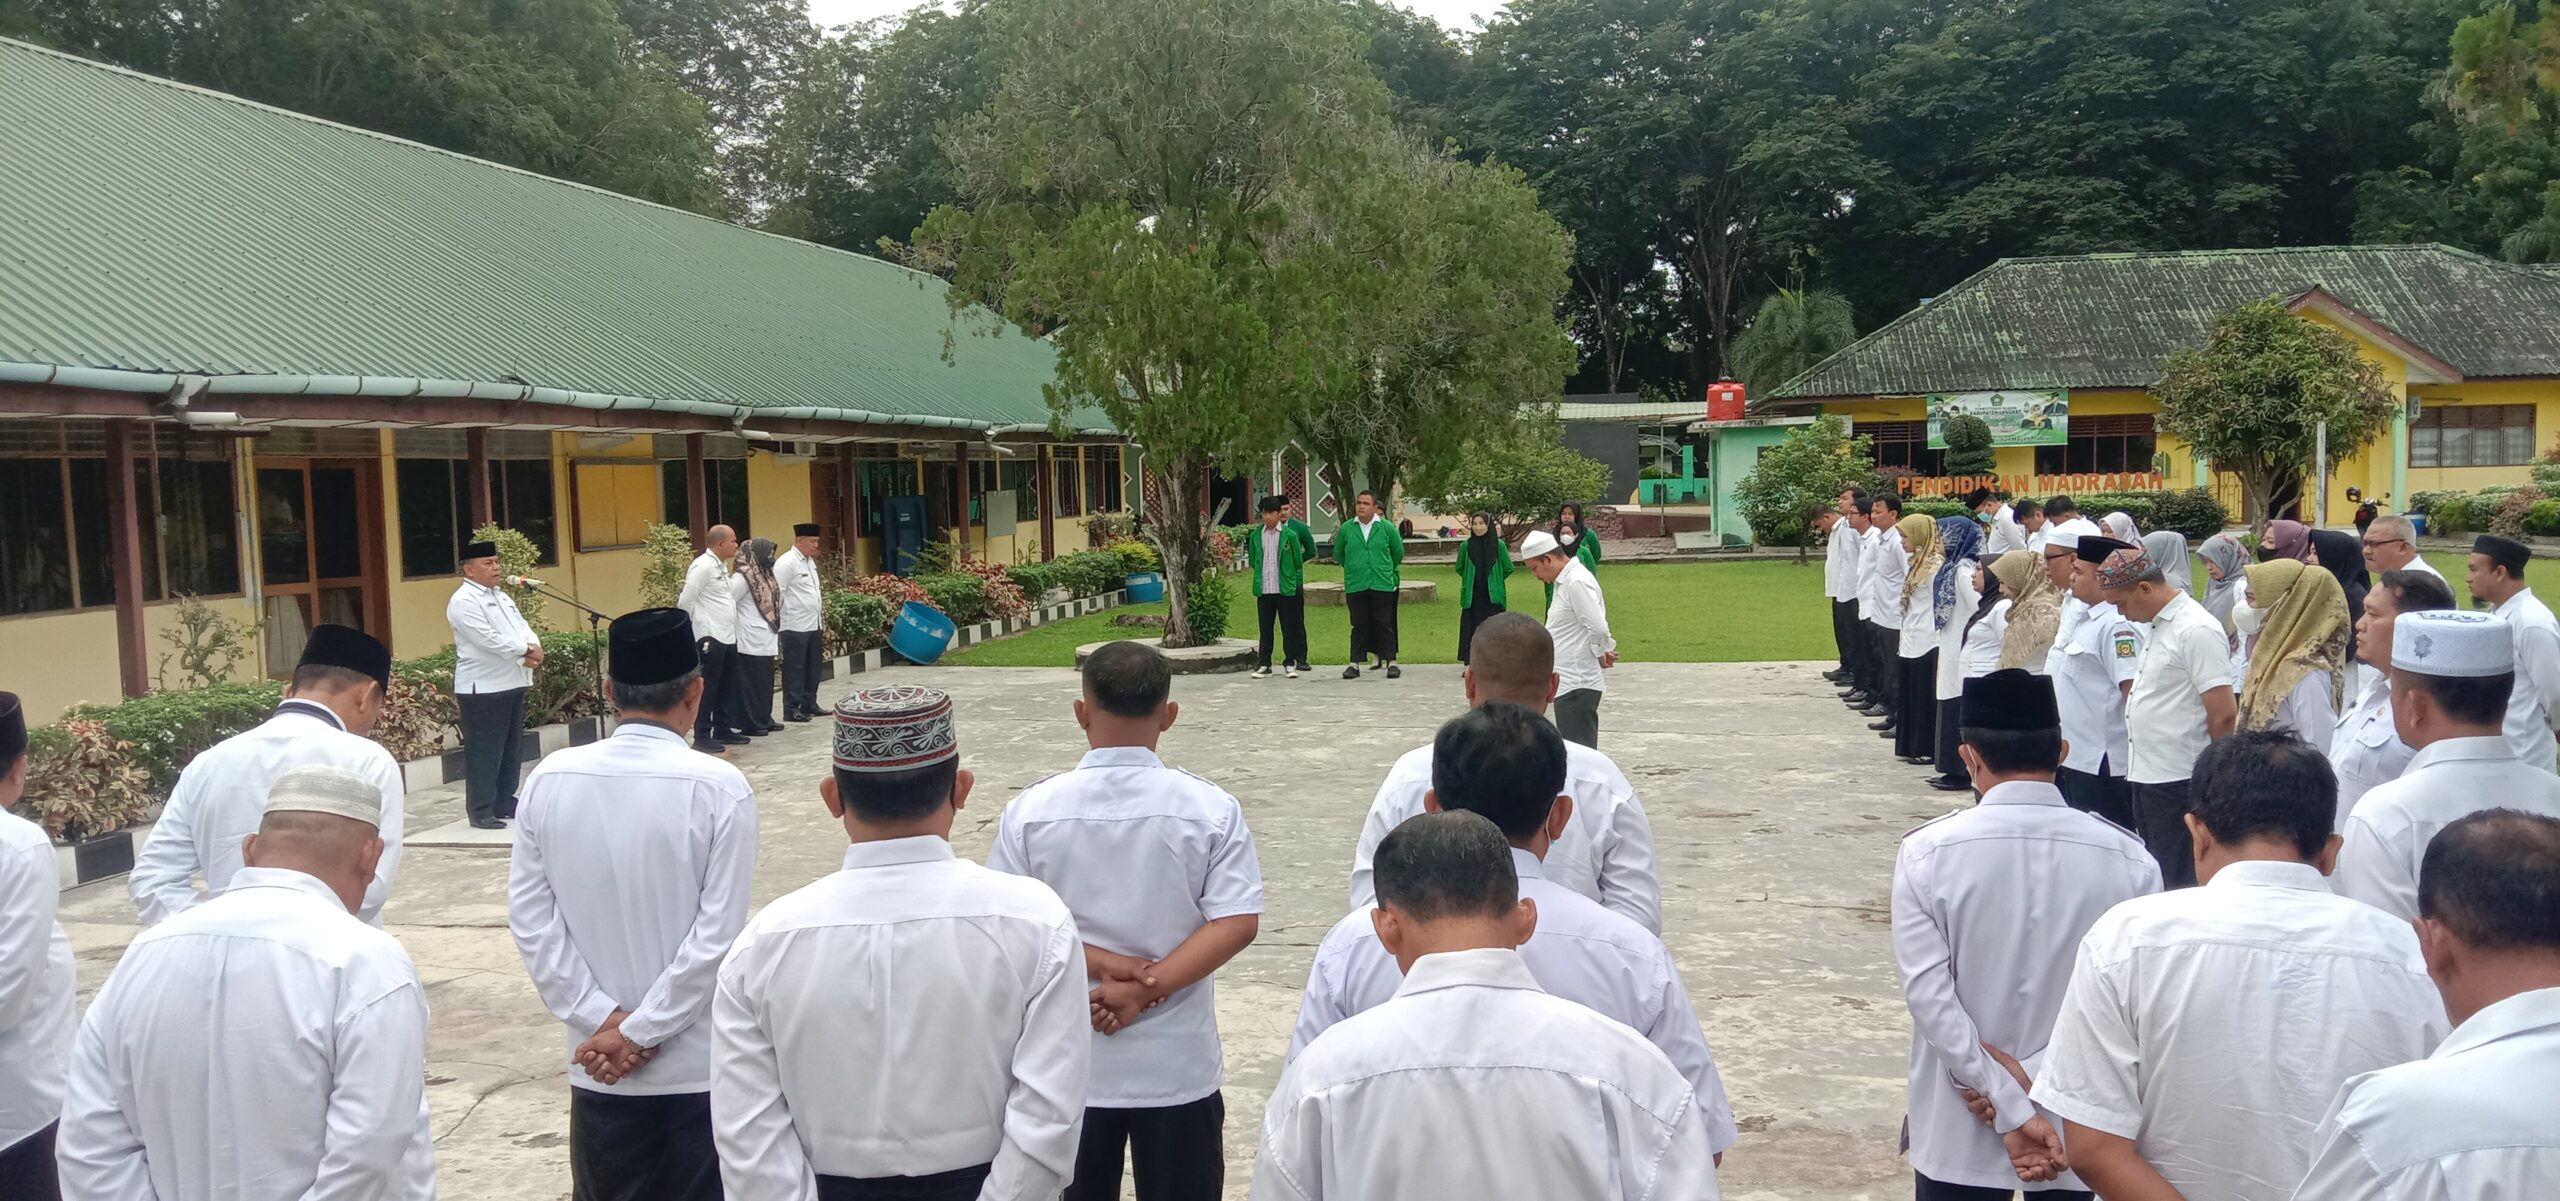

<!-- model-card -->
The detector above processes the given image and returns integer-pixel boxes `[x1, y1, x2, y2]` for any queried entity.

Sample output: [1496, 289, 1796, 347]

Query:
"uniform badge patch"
[2113, 634, 2138, 659]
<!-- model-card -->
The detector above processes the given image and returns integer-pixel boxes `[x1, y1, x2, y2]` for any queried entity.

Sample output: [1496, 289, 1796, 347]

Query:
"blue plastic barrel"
[888, 600, 957, 664]
[1124, 572, 1165, 603]
[2408, 513, 2428, 537]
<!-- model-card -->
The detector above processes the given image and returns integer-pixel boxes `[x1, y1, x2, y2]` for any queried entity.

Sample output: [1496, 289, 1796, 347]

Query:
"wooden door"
[253, 457, 387, 675]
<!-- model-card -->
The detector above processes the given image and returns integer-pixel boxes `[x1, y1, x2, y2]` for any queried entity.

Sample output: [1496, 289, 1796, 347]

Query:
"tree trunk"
[1151, 456, 1214, 648]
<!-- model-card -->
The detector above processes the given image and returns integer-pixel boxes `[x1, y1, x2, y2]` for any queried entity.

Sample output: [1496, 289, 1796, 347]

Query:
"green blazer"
[1334, 518, 1405, 593]
[1241, 519, 1318, 595]
[1455, 540, 1514, 608]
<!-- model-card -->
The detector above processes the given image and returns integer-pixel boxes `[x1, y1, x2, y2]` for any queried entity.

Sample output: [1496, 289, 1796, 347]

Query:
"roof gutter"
[0, 361, 1117, 437]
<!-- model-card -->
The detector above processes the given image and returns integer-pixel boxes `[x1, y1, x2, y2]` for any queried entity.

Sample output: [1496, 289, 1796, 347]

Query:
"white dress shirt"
[0, 807, 73, 1155]
[2333, 735, 2560, 921]
[2329, 672, 2415, 828]
[1893, 781, 2161, 1190]
[508, 721, 758, 1095]
[679, 550, 738, 644]
[2266, 671, 2338, 756]
[59, 868, 435, 1201]
[1291, 848, 1735, 1154]
[730, 572, 778, 657]
[2494, 588, 2560, 773]
[1256, 947, 1719, 1201]
[2031, 860, 2446, 1201]
[2294, 985, 2560, 1201]
[1350, 739, 1660, 931]
[1825, 520, 1863, 600]
[2126, 591, 2232, 783]
[1959, 598, 2010, 680]
[447, 579, 537, 693]
[1988, 506, 2027, 555]
[1871, 532, 1911, 628]
[773, 546, 823, 634]
[987, 745, 1264, 1109]
[1857, 525, 1888, 621]
[1547, 556, 1616, 695]
[2050, 600, 2139, 775]
[130, 700, 407, 926]
[713, 838, 1088, 1201]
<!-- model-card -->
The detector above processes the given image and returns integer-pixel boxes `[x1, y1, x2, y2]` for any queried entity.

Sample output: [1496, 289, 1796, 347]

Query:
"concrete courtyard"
[55, 658, 1959, 1200]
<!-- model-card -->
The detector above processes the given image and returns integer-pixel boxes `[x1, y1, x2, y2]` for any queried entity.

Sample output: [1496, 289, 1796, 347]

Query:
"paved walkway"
[56, 659, 1955, 1201]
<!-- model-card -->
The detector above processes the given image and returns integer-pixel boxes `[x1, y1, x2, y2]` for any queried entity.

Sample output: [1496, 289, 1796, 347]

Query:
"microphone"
[505, 574, 545, 589]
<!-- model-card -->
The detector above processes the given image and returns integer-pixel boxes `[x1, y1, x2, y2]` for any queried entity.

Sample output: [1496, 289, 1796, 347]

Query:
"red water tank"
[1705, 378, 1746, 421]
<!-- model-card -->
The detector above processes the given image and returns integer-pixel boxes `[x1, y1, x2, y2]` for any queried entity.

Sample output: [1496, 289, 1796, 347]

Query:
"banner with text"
[1926, 390, 2068, 448]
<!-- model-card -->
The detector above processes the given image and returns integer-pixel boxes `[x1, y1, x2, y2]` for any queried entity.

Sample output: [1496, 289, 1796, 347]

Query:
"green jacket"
[1241, 518, 1318, 596]
[1334, 518, 1405, 593]
[1455, 539, 1515, 608]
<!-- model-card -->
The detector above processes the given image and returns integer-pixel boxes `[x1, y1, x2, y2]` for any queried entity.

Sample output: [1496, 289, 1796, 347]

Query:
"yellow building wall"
[744, 453, 812, 546]
[0, 594, 269, 722]
[2403, 378, 2560, 499]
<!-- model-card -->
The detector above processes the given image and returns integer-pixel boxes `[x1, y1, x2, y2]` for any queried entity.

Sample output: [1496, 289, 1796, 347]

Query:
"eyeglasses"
[2363, 537, 2408, 549]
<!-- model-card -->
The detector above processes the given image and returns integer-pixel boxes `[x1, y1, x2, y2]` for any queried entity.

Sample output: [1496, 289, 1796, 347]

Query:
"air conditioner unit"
[768, 440, 819, 463]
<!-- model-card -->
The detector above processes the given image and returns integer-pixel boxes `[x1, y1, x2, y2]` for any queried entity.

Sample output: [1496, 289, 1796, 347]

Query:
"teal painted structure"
[1693, 416, 1817, 545]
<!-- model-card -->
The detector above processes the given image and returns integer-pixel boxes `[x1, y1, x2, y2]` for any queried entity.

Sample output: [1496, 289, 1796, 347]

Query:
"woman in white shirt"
[728, 538, 784, 735]
[2235, 558, 2349, 754]
[1927, 516, 1985, 790]
[1894, 514, 1947, 765]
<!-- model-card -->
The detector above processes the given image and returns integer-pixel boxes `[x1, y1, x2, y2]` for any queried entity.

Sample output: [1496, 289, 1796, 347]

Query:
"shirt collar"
[226, 866, 352, 910]
[1078, 745, 1165, 770]
[1508, 846, 1547, 881]
[841, 836, 956, 872]
[614, 720, 686, 746]
[2407, 735, 2517, 771]
[1391, 947, 1545, 1001]
[2435, 986, 2560, 1061]
[1978, 779, 2068, 808]
[2498, 588, 2539, 614]
[273, 697, 345, 731]
[2205, 858, 2332, 894]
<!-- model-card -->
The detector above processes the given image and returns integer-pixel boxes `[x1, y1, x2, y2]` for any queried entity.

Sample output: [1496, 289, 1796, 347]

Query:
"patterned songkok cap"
[832, 685, 957, 773]
[2095, 546, 2159, 589]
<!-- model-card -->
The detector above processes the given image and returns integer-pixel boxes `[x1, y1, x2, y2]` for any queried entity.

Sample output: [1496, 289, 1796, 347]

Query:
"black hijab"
[1466, 511, 1501, 575]
[1553, 501, 1585, 551]
[2308, 527, 2370, 655]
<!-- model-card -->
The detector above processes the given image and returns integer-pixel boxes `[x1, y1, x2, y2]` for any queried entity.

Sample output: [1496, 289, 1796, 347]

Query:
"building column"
[2391, 391, 2411, 512]
[838, 445, 861, 562]
[465, 427, 493, 530]
[1037, 445, 1057, 561]
[686, 433, 709, 551]
[104, 418, 150, 698]
[957, 438, 976, 560]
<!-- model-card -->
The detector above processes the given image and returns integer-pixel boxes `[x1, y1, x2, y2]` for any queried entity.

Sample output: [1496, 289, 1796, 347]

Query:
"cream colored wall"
[745, 453, 811, 545]
[2403, 378, 2560, 499]
[0, 594, 268, 721]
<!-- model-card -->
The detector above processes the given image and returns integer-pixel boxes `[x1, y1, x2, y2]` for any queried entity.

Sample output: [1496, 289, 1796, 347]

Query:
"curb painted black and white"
[55, 588, 1128, 890]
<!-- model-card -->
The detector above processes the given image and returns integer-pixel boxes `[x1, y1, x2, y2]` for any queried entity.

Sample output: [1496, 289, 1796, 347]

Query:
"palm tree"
[1730, 287, 1858, 399]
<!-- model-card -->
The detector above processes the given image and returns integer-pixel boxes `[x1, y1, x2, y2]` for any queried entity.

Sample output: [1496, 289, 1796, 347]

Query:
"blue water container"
[888, 600, 957, 664]
[1124, 572, 1165, 603]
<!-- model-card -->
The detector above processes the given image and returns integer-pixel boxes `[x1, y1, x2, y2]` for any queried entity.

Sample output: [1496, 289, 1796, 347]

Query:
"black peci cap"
[1960, 669, 2061, 731]
[298, 624, 392, 690]
[2474, 534, 2531, 575]
[608, 607, 700, 686]
[0, 690, 23, 765]
[460, 539, 499, 562]
[793, 523, 821, 538]
[2075, 535, 2133, 565]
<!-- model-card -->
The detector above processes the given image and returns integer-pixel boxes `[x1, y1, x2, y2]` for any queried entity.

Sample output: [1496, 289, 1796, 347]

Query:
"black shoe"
[469, 816, 506, 830]
[1842, 691, 1871, 705]
[1822, 671, 1851, 682]
[717, 732, 751, 745]
[758, 724, 784, 735]
[787, 713, 813, 723]
[1901, 755, 1935, 765]
[1928, 775, 1973, 791]
[1342, 665, 1361, 680]
[496, 801, 518, 820]
[694, 739, 729, 755]
[1878, 727, 1898, 738]
[1868, 719, 1896, 731]
[1385, 664, 1401, 679]
[1857, 705, 1889, 718]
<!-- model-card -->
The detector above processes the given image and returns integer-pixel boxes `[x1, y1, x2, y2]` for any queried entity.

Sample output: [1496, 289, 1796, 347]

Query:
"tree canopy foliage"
[2154, 300, 2401, 527]
[1734, 416, 1875, 553]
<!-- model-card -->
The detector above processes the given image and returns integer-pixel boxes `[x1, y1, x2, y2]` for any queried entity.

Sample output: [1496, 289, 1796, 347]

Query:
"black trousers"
[568, 1089, 719, 1201]
[2133, 777, 2200, 888]
[456, 687, 528, 822]
[1256, 592, 1308, 667]
[738, 652, 778, 730]
[1895, 652, 1939, 758]
[0, 1122, 59, 1201]
[1870, 622, 1901, 713]
[1914, 1171, 2092, 1201]
[1063, 1092, 1224, 1201]
[1347, 589, 1399, 663]
[2056, 763, 2137, 832]
[1457, 600, 1505, 664]
[694, 639, 741, 741]
[780, 629, 824, 719]
[1555, 688, 1602, 748]
[817, 1164, 992, 1201]
[1832, 599, 1859, 672]
[1933, 696, 1967, 780]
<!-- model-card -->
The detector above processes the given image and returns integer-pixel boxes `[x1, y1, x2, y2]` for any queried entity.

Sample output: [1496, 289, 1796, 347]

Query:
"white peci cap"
[2043, 517, 2100, 552]
[263, 763, 384, 828]
[1518, 530, 1563, 559]
[2393, 609, 2515, 678]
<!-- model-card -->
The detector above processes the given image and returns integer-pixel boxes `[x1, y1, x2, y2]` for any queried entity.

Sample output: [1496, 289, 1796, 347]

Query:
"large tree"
[762, 3, 993, 253]
[1728, 285, 1857, 398]
[2154, 299, 2400, 527]
[913, 0, 1390, 647]
[614, 0, 815, 216]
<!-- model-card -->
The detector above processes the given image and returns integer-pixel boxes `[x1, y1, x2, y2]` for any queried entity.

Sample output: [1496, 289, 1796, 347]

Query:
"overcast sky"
[804, 0, 1497, 34]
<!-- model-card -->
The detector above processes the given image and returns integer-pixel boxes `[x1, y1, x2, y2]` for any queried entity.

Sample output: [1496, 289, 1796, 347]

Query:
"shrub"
[1411, 428, 1611, 525]
[1108, 538, 1161, 574]
[1940, 412, 1998, 476]
[1055, 550, 1128, 597]
[1731, 415, 1877, 549]
[2526, 499, 2560, 538]
[1186, 572, 1234, 640]
[372, 671, 455, 762]
[824, 590, 894, 654]
[2144, 488, 2232, 542]
[471, 524, 549, 630]
[1084, 510, 1137, 543]
[2492, 487, 2548, 539]
[845, 572, 931, 608]
[153, 595, 261, 690]
[639, 523, 694, 608]
[16, 720, 154, 841]
[1007, 560, 1064, 601]
[915, 572, 990, 625]
[912, 533, 967, 575]
[63, 680, 287, 796]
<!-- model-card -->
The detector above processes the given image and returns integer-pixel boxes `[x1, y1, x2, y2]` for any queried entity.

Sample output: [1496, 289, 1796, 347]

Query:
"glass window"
[0, 459, 74, 615]
[1053, 451, 1083, 519]
[1002, 460, 1039, 521]
[2412, 403, 2535, 468]
[160, 458, 240, 596]
[1086, 447, 1122, 513]
[2033, 415, 2157, 475]
[1862, 421, 1946, 476]
[661, 459, 751, 533]
[401, 458, 558, 577]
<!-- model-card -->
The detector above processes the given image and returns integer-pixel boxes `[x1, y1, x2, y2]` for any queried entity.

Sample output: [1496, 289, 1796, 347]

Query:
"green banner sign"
[1926, 390, 2068, 448]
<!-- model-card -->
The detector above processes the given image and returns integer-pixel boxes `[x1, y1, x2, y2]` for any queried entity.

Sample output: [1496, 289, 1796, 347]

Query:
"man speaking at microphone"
[449, 539, 543, 830]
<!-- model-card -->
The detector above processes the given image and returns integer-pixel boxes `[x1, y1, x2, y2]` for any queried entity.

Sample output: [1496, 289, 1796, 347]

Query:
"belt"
[815, 1163, 994, 1201]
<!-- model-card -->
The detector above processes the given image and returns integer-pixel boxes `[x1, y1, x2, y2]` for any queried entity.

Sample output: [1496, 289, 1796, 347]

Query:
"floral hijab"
[2236, 558, 2349, 732]
[1897, 514, 1942, 611]
[739, 537, 781, 630]
[1991, 549, 2063, 670]
[1932, 515, 1982, 630]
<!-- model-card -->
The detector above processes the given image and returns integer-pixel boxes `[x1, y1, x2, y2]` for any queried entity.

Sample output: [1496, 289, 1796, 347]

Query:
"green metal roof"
[0, 37, 1107, 435]
[1769, 245, 2560, 403]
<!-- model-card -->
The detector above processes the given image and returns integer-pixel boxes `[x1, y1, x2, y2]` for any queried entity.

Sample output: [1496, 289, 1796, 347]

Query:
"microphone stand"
[525, 579, 612, 730]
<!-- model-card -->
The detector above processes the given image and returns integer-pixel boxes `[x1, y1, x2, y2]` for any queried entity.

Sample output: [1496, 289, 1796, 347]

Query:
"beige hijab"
[1992, 550, 2063, 671]
[2237, 559, 2349, 731]
[1897, 514, 1942, 610]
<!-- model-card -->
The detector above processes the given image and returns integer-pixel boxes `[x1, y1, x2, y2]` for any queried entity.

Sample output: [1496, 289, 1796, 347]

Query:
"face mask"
[2234, 604, 2265, 635]
[2257, 544, 2282, 563]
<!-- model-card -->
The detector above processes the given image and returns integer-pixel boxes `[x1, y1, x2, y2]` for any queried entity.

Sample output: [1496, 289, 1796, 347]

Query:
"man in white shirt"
[2100, 538, 2238, 888]
[1983, 488, 2029, 556]
[2334, 609, 2560, 920]
[677, 523, 745, 754]
[987, 640, 1263, 1201]
[508, 607, 758, 1201]
[2296, 809, 2560, 1200]
[1823, 494, 1867, 690]
[1893, 670, 2160, 1199]
[2359, 515, 2441, 582]
[2465, 534, 2560, 773]
[1295, 702, 1734, 1158]
[1524, 527, 1617, 748]
[2330, 571, 2455, 826]
[448, 538, 543, 827]
[1257, 810, 1720, 1200]
[2016, 498, 2048, 553]
[131, 624, 409, 923]
[1866, 494, 1912, 733]
[1348, 612, 1661, 930]
[1845, 495, 1892, 713]
[2045, 531, 2140, 831]
[60, 764, 435, 1201]
[714, 686, 1089, 1201]
[0, 693, 73, 1198]
[2031, 730, 2445, 1201]
[773, 521, 827, 723]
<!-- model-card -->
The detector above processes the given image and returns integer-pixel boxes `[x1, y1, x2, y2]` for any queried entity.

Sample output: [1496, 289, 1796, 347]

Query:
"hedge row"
[1898, 488, 2230, 542]
[2408, 487, 2560, 538]
[823, 548, 1135, 652]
